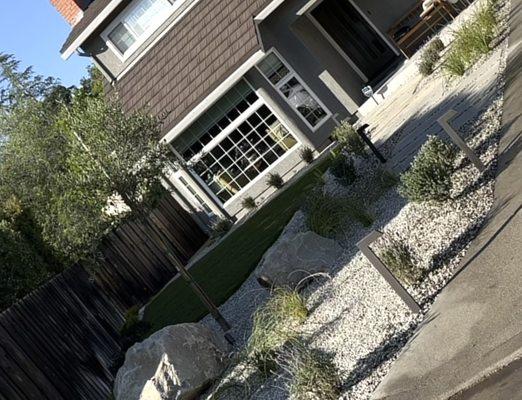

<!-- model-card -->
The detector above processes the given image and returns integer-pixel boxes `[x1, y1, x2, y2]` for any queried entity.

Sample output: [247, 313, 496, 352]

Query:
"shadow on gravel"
[340, 325, 418, 394]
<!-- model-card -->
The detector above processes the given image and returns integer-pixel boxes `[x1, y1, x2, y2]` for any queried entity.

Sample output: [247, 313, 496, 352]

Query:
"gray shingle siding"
[103, 0, 273, 138]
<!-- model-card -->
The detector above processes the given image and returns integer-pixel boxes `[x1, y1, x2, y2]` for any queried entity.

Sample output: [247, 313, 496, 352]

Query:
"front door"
[311, 0, 397, 81]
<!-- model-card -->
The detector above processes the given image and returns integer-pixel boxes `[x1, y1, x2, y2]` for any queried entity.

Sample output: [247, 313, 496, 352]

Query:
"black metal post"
[356, 124, 387, 164]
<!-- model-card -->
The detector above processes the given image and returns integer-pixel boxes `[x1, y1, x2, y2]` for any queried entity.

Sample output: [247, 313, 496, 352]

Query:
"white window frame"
[256, 48, 331, 132]
[101, 0, 183, 61]
[177, 80, 302, 208]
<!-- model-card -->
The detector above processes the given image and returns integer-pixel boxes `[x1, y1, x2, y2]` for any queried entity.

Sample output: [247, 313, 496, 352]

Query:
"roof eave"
[61, 0, 124, 60]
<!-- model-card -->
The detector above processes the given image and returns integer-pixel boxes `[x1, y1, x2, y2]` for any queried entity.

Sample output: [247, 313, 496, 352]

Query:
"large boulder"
[114, 323, 229, 400]
[256, 231, 343, 289]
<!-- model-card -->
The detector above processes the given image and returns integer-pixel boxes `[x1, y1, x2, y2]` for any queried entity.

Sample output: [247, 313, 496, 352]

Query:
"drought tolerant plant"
[281, 342, 341, 400]
[267, 172, 284, 189]
[241, 196, 257, 210]
[329, 154, 357, 186]
[246, 288, 308, 375]
[304, 191, 373, 238]
[379, 238, 422, 286]
[443, 0, 498, 77]
[300, 146, 315, 164]
[399, 136, 456, 203]
[331, 121, 367, 157]
[418, 38, 445, 76]
[210, 218, 233, 239]
[430, 37, 445, 53]
[443, 50, 467, 76]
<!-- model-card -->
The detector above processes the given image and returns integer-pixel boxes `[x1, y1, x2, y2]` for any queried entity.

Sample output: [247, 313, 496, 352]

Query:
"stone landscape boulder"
[256, 231, 343, 289]
[114, 323, 228, 400]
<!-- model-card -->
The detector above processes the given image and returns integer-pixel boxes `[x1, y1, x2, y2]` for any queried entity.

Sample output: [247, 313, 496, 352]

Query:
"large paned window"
[257, 52, 328, 129]
[171, 80, 298, 204]
[104, 0, 182, 58]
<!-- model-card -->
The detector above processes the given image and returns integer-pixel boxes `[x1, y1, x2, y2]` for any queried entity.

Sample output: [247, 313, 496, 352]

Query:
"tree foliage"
[0, 53, 169, 307]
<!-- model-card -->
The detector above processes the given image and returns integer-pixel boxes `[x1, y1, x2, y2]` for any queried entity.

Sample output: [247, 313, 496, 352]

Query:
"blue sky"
[0, 1, 91, 87]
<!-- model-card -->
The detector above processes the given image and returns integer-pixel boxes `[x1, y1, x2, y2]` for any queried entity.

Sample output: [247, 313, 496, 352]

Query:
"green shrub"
[246, 289, 308, 375]
[120, 306, 152, 348]
[304, 192, 373, 238]
[0, 220, 51, 310]
[430, 37, 445, 53]
[443, 1, 498, 77]
[329, 155, 357, 186]
[419, 38, 445, 76]
[241, 196, 257, 210]
[379, 239, 422, 286]
[399, 136, 456, 202]
[284, 343, 341, 400]
[211, 218, 234, 239]
[331, 121, 367, 157]
[267, 172, 284, 189]
[300, 147, 315, 164]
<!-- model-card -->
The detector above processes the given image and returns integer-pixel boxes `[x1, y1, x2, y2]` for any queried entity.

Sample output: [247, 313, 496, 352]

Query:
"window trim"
[178, 80, 302, 208]
[101, 0, 182, 61]
[256, 48, 331, 132]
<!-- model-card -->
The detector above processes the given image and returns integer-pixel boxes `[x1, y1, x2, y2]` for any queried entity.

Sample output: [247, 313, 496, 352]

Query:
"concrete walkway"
[372, 0, 522, 399]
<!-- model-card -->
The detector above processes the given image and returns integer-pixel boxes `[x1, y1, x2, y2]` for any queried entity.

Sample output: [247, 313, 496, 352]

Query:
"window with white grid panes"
[171, 80, 298, 204]
[257, 52, 328, 129]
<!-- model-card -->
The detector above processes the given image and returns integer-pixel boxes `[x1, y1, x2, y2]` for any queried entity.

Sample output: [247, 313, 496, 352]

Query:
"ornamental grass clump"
[241, 196, 257, 210]
[329, 154, 357, 186]
[281, 342, 341, 400]
[379, 239, 422, 286]
[300, 147, 315, 164]
[331, 121, 367, 157]
[267, 172, 284, 189]
[304, 192, 373, 238]
[210, 218, 233, 239]
[399, 136, 456, 203]
[443, 0, 498, 77]
[246, 289, 308, 375]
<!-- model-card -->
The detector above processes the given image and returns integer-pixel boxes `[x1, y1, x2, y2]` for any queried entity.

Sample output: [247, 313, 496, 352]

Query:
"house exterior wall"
[81, 0, 201, 81]
[351, 0, 419, 37]
[59, 0, 413, 225]
[257, 0, 375, 116]
[88, 0, 273, 138]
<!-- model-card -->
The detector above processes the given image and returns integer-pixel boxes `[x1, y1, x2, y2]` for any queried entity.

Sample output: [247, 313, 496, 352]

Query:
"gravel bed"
[201, 10, 508, 400]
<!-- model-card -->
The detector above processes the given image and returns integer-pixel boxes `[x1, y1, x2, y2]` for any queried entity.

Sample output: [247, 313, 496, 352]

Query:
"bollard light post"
[437, 109, 486, 172]
[357, 230, 422, 314]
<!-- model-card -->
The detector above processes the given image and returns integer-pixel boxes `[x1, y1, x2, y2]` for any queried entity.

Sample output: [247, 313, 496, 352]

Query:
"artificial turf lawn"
[144, 156, 332, 331]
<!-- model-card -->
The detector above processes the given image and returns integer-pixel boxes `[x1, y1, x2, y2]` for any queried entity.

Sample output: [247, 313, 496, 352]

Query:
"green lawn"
[144, 156, 332, 331]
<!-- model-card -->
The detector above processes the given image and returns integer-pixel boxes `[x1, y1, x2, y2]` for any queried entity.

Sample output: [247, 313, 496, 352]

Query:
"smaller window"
[104, 0, 178, 59]
[257, 52, 329, 129]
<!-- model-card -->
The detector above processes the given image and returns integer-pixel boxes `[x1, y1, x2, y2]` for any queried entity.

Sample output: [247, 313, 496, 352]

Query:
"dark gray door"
[312, 0, 397, 81]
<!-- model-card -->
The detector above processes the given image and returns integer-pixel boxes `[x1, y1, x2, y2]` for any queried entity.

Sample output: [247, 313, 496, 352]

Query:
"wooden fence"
[0, 194, 208, 400]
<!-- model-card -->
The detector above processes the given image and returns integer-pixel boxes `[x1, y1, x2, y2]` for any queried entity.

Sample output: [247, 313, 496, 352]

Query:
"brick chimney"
[50, 0, 91, 25]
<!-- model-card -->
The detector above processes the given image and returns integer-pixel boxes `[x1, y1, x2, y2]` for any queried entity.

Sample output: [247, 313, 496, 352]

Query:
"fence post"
[357, 231, 421, 314]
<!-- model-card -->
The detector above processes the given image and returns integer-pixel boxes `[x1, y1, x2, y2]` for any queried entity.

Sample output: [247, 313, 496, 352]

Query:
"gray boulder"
[256, 231, 343, 289]
[114, 323, 229, 400]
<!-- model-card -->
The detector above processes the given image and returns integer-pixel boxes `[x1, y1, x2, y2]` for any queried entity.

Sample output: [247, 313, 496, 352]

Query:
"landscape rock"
[114, 323, 229, 400]
[255, 231, 343, 289]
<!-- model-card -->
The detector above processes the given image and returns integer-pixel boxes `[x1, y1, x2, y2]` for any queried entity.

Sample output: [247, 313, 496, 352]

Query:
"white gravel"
[201, 4, 508, 398]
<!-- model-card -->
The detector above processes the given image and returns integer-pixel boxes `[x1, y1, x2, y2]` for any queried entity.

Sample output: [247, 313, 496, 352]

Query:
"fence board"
[0, 194, 207, 399]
